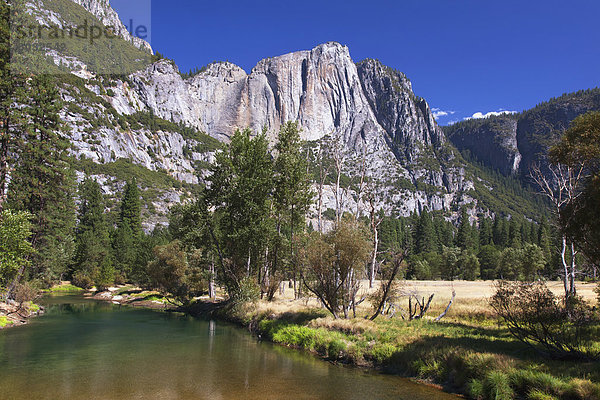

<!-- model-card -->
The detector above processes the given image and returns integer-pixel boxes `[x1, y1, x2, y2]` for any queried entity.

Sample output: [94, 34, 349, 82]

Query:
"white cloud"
[432, 108, 455, 120]
[465, 109, 517, 120]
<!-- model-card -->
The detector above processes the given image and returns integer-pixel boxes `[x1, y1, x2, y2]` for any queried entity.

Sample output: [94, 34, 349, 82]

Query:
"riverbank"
[0, 299, 43, 329]
[83, 281, 600, 400]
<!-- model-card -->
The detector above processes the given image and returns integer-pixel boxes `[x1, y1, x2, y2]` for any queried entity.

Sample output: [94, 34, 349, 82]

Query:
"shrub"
[13, 282, 38, 308]
[230, 277, 260, 304]
[327, 339, 346, 360]
[490, 281, 599, 360]
[72, 271, 94, 290]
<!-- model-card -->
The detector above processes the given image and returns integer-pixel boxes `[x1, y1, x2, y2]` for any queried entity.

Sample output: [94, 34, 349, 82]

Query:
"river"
[0, 295, 458, 399]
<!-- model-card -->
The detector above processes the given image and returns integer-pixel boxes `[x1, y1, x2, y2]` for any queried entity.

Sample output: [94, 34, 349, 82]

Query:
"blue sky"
[114, 0, 600, 125]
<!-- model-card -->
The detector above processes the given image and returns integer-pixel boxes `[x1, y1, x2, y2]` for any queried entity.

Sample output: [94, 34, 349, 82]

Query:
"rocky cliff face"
[445, 89, 600, 178]
[445, 115, 521, 175]
[106, 42, 473, 217]
[71, 0, 153, 53]
[27, 0, 545, 227]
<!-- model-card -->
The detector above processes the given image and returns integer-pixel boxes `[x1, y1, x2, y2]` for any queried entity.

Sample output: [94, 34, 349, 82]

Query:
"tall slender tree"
[73, 179, 113, 290]
[7, 75, 76, 285]
[114, 178, 142, 279]
[273, 121, 313, 298]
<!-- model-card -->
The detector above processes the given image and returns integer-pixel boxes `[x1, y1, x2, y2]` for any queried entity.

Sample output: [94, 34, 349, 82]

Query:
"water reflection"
[0, 295, 458, 399]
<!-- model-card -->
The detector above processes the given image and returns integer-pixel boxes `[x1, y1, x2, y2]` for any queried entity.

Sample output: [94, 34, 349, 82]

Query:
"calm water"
[0, 295, 457, 399]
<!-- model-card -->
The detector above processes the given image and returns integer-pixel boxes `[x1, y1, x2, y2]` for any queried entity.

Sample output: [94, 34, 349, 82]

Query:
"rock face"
[445, 116, 521, 175]
[71, 0, 153, 53]
[31, 0, 535, 226]
[112, 42, 476, 216]
[445, 89, 600, 178]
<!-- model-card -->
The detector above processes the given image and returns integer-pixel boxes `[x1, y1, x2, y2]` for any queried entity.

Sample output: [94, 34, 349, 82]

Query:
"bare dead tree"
[365, 183, 383, 288]
[530, 162, 585, 300]
[330, 131, 347, 226]
[316, 140, 332, 234]
[435, 289, 456, 321]
[354, 145, 367, 219]
[408, 293, 435, 320]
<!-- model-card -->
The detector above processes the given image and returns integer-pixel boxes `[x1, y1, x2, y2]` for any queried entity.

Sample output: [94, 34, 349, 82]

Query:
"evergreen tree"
[414, 209, 436, 254]
[459, 249, 480, 280]
[478, 244, 500, 280]
[6, 75, 76, 284]
[114, 179, 142, 279]
[0, 1, 26, 210]
[479, 217, 493, 247]
[508, 219, 521, 248]
[456, 208, 475, 250]
[73, 179, 113, 290]
[119, 178, 142, 235]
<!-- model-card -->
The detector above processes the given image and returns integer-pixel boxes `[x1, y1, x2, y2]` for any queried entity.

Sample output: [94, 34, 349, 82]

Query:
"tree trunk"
[570, 242, 577, 296]
[369, 211, 379, 289]
[561, 235, 570, 299]
[209, 258, 215, 299]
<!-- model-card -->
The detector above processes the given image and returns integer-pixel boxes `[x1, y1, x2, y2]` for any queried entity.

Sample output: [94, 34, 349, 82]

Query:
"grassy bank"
[187, 281, 600, 400]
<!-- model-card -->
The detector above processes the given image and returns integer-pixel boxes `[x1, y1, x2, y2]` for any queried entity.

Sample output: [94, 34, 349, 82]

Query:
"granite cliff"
[24, 0, 547, 228]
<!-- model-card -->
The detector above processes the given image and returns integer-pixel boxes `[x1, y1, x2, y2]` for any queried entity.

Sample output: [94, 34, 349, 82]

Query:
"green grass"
[0, 316, 12, 328]
[45, 283, 85, 293]
[24, 302, 40, 312]
[223, 304, 600, 400]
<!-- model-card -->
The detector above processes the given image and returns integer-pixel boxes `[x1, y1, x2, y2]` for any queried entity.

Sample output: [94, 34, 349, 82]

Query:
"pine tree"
[508, 219, 521, 248]
[456, 208, 475, 250]
[73, 179, 113, 290]
[114, 179, 142, 279]
[7, 75, 76, 284]
[0, 1, 26, 210]
[479, 217, 493, 246]
[119, 178, 142, 235]
[414, 210, 436, 254]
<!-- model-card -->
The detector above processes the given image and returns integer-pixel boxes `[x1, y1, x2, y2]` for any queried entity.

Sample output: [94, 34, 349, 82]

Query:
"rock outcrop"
[445, 115, 521, 175]
[445, 89, 600, 178]
[71, 0, 153, 52]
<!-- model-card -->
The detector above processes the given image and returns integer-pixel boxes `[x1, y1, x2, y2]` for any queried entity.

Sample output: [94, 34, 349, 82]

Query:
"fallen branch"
[435, 290, 456, 321]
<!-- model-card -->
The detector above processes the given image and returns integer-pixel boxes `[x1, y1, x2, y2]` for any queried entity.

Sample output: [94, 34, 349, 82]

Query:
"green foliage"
[0, 210, 33, 291]
[117, 111, 221, 151]
[272, 121, 314, 297]
[206, 128, 274, 294]
[113, 179, 142, 279]
[300, 219, 371, 318]
[146, 240, 204, 305]
[0, 315, 12, 328]
[71, 157, 184, 205]
[45, 283, 84, 293]
[73, 178, 113, 290]
[6, 74, 76, 285]
[550, 111, 600, 265]
[380, 211, 555, 281]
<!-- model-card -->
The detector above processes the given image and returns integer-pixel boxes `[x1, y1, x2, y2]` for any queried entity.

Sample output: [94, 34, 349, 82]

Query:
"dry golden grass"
[308, 316, 377, 334]
[264, 280, 598, 323]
